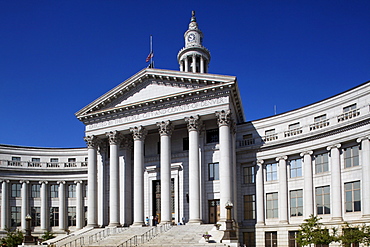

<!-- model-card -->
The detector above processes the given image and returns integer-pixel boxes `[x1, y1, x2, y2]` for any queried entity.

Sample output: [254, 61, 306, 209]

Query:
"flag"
[146, 52, 153, 62]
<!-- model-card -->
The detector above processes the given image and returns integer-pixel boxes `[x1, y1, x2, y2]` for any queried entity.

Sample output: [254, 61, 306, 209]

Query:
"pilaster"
[357, 136, 370, 218]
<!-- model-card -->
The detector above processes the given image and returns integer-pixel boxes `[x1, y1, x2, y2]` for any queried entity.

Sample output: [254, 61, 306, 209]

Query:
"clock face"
[188, 33, 196, 42]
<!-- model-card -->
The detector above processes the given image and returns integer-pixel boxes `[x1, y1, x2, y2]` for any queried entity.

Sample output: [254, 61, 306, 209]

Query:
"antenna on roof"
[274, 105, 277, 115]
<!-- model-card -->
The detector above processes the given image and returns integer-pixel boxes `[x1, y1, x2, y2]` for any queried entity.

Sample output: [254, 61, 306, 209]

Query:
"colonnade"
[85, 110, 234, 227]
[180, 54, 207, 73]
[255, 136, 370, 224]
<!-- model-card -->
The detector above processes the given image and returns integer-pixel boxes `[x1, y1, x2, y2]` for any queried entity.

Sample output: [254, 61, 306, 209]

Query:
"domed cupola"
[177, 11, 211, 73]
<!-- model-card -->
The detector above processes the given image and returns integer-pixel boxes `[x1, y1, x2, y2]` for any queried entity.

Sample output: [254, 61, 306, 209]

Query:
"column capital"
[19, 180, 29, 184]
[0, 179, 10, 183]
[255, 159, 264, 165]
[39, 181, 48, 185]
[130, 125, 147, 141]
[357, 136, 370, 143]
[157, 120, 174, 136]
[74, 180, 83, 184]
[185, 115, 201, 131]
[327, 144, 341, 151]
[84, 135, 100, 149]
[57, 181, 66, 185]
[276, 156, 288, 162]
[300, 150, 313, 157]
[215, 109, 231, 127]
[106, 130, 124, 145]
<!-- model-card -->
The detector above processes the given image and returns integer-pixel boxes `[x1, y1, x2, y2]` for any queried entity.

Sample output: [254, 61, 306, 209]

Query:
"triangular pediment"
[76, 68, 245, 123]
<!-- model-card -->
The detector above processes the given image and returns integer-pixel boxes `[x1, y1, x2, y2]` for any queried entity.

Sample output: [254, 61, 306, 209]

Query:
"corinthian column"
[327, 144, 342, 221]
[157, 121, 174, 224]
[106, 130, 123, 227]
[185, 116, 202, 224]
[301, 151, 314, 218]
[84, 135, 100, 227]
[276, 156, 288, 224]
[216, 110, 232, 222]
[39, 181, 48, 231]
[255, 160, 265, 225]
[1, 180, 9, 230]
[20, 180, 29, 231]
[130, 126, 147, 226]
[357, 136, 370, 218]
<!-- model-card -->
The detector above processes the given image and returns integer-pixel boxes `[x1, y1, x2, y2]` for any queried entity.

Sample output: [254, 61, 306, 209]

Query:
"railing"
[284, 127, 302, 137]
[337, 109, 360, 122]
[118, 224, 172, 247]
[239, 138, 255, 147]
[309, 119, 330, 131]
[262, 133, 278, 142]
[0, 160, 88, 169]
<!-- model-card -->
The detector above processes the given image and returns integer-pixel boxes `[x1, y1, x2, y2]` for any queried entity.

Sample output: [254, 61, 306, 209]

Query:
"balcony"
[263, 133, 278, 142]
[337, 109, 360, 122]
[284, 127, 302, 137]
[309, 120, 330, 131]
[239, 138, 255, 147]
[0, 160, 87, 169]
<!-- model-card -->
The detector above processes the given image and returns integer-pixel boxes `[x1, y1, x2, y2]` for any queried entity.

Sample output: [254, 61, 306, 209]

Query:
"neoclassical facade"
[1, 12, 370, 247]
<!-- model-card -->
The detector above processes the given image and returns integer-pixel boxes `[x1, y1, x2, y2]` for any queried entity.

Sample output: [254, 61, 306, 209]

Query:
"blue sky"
[1, 0, 369, 148]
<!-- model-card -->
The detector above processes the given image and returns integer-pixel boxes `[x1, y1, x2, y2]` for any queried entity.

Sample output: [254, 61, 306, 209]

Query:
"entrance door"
[208, 199, 220, 223]
[152, 179, 175, 224]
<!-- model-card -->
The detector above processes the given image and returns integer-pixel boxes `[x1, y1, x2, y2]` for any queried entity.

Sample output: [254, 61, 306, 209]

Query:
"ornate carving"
[326, 144, 341, 151]
[357, 136, 370, 143]
[275, 156, 288, 162]
[74, 180, 83, 184]
[84, 135, 99, 149]
[57, 181, 65, 185]
[130, 126, 147, 141]
[300, 150, 313, 157]
[19, 180, 29, 184]
[185, 115, 201, 131]
[38, 181, 48, 185]
[157, 120, 173, 136]
[106, 130, 124, 145]
[216, 110, 231, 127]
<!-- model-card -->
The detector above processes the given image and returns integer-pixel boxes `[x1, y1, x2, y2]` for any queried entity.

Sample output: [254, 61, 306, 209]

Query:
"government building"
[1, 12, 369, 247]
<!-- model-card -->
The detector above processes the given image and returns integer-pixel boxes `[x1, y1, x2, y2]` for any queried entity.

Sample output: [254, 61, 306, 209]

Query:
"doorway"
[208, 199, 220, 223]
[152, 179, 175, 224]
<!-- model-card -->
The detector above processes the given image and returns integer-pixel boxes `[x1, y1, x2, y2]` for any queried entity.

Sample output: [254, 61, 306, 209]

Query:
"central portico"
[75, 12, 245, 228]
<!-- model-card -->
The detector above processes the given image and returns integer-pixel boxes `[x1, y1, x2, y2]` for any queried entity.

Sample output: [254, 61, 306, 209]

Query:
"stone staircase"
[138, 224, 227, 247]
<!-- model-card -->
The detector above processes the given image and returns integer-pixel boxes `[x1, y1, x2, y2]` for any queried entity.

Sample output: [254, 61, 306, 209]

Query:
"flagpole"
[150, 35, 153, 66]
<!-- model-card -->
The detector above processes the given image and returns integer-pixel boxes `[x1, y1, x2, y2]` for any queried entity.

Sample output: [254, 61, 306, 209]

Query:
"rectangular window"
[10, 156, 21, 166]
[289, 123, 300, 130]
[242, 134, 255, 145]
[50, 184, 59, 198]
[265, 231, 277, 247]
[243, 232, 255, 247]
[31, 184, 41, 198]
[315, 153, 329, 173]
[68, 207, 76, 226]
[343, 103, 357, 112]
[206, 129, 219, 143]
[345, 181, 361, 212]
[243, 166, 255, 184]
[265, 129, 275, 135]
[316, 186, 330, 215]
[67, 158, 76, 167]
[208, 163, 219, 181]
[290, 159, 302, 178]
[50, 207, 59, 226]
[11, 183, 21, 198]
[266, 163, 278, 181]
[314, 114, 327, 122]
[68, 184, 76, 198]
[344, 145, 359, 168]
[244, 194, 256, 220]
[290, 190, 303, 217]
[50, 158, 58, 163]
[289, 231, 301, 247]
[183, 137, 189, 151]
[31, 207, 41, 226]
[11, 206, 21, 227]
[266, 192, 278, 219]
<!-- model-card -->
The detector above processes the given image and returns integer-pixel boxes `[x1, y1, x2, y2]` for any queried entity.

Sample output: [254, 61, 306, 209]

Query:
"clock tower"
[177, 11, 211, 73]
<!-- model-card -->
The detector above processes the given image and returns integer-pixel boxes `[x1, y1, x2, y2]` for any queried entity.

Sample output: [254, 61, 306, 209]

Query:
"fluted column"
[84, 135, 99, 227]
[75, 180, 83, 229]
[58, 181, 66, 230]
[39, 181, 48, 231]
[327, 144, 342, 221]
[256, 160, 265, 225]
[216, 110, 232, 222]
[185, 116, 202, 224]
[130, 126, 147, 226]
[157, 121, 173, 224]
[1, 180, 9, 230]
[276, 156, 288, 224]
[106, 130, 123, 227]
[357, 136, 370, 218]
[301, 151, 314, 218]
[20, 180, 29, 230]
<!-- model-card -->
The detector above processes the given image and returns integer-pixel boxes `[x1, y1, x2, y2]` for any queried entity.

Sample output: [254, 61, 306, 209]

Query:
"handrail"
[118, 224, 172, 247]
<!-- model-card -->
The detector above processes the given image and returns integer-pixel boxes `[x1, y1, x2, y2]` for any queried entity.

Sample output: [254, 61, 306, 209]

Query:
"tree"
[0, 228, 24, 247]
[296, 214, 338, 247]
[340, 222, 363, 247]
[40, 231, 55, 241]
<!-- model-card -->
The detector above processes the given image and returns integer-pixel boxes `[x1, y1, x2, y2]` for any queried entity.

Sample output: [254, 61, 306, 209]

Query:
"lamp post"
[23, 214, 35, 245]
[222, 201, 237, 242]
